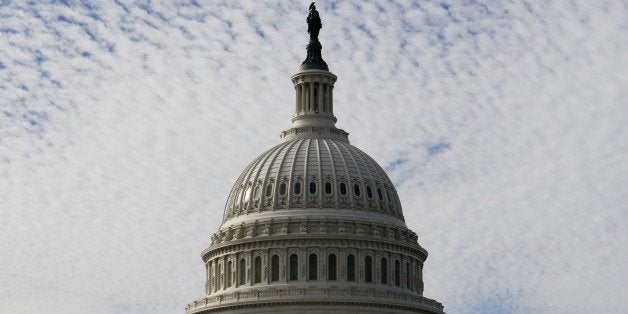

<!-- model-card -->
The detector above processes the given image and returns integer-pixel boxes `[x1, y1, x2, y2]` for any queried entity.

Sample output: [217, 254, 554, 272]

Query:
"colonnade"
[205, 246, 424, 296]
[295, 82, 333, 114]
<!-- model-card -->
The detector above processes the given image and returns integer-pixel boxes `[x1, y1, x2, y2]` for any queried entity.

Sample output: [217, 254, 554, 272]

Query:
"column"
[320, 84, 325, 112]
[248, 252, 253, 286]
[302, 84, 307, 112]
[309, 82, 314, 112]
[295, 85, 302, 113]
[214, 261, 219, 292]
[323, 84, 329, 112]
[301, 85, 306, 112]
[282, 250, 287, 283]
[210, 261, 212, 294]
[329, 85, 334, 113]
[220, 257, 225, 290]
[317, 82, 323, 112]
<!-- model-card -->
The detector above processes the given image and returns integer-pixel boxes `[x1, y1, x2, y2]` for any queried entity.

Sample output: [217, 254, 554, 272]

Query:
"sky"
[1, 0, 627, 313]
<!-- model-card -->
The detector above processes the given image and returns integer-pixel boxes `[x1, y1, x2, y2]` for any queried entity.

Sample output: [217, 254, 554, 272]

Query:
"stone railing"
[280, 126, 349, 142]
[186, 285, 444, 313]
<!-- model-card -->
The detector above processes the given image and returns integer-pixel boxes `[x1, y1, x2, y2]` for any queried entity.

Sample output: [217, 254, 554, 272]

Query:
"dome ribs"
[259, 142, 288, 213]
[224, 154, 258, 221]
[320, 139, 338, 209]
[286, 139, 306, 209]
[328, 140, 353, 209]
[349, 144, 379, 213]
[266, 142, 295, 210]
[222, 139, 407, 224]
[243, 142, 283, 215]
[337, 141, 366, 211]
[315, 139, 323, 207]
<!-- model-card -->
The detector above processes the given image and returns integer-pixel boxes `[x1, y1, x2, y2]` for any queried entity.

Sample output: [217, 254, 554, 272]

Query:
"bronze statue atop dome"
[301, 2, 328, 70]
[307, 2, 322, 42]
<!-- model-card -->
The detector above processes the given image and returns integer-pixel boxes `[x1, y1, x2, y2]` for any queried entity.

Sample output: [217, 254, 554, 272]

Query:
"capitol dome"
[187, 4, 444, 314]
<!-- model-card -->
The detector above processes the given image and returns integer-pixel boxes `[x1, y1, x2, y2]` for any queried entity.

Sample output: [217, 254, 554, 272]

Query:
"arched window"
[347, 254, 355, 282]
[226, 261, 232, 287]
[308, 253, 317, 281]
[254, 184, 261, 199]
[309, 181, 316, 194]
[289, 254, 298, 281]
[394, 260, 400, 287]
[354, 184, 361, 196]
[325, 182, 332, 194]
[377, 188, 383, 200]
[381, 257, 388, 285]
[239, 258, 246, 285]
[265, 184, 272, 197]
[279, 182, 286, 196]
[386, 190, 391, 202]
[327, 254, 337, 281]
[339, 182, 347, 195]
[271, 255, 279, 282]
[243, 186, 251, 202]
[366, 186, 372, 198]
[254, 256, 262, 283]
[294, 181, 301, 195]
[365, 256, 372, 283]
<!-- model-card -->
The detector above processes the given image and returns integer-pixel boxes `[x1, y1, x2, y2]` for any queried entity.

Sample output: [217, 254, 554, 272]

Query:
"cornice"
[202, 235, 428, 263]
[205, 216, 424, 259]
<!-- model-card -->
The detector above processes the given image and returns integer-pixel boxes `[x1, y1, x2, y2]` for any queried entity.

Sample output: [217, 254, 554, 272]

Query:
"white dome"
[187, 11, 444, 312]
[222, 137, 405, 226]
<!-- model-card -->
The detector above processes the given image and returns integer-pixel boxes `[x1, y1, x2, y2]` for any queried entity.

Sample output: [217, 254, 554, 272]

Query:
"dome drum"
[202, 237, 427, 284]
[187, 234, 440, 314]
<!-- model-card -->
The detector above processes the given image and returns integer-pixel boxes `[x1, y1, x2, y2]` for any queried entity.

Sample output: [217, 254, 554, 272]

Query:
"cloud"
[1, 1, 626, 313]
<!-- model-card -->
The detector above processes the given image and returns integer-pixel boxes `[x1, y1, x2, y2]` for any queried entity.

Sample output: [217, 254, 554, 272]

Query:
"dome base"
[280, 126, 348, 142]
[187, 286, 444, 314]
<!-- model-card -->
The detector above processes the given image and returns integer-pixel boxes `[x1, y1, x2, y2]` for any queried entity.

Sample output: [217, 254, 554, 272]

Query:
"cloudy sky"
[1, 0, 626, 313]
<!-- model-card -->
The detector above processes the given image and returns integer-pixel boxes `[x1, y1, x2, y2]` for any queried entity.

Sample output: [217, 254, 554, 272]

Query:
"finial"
[301, 2, 328, 71]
